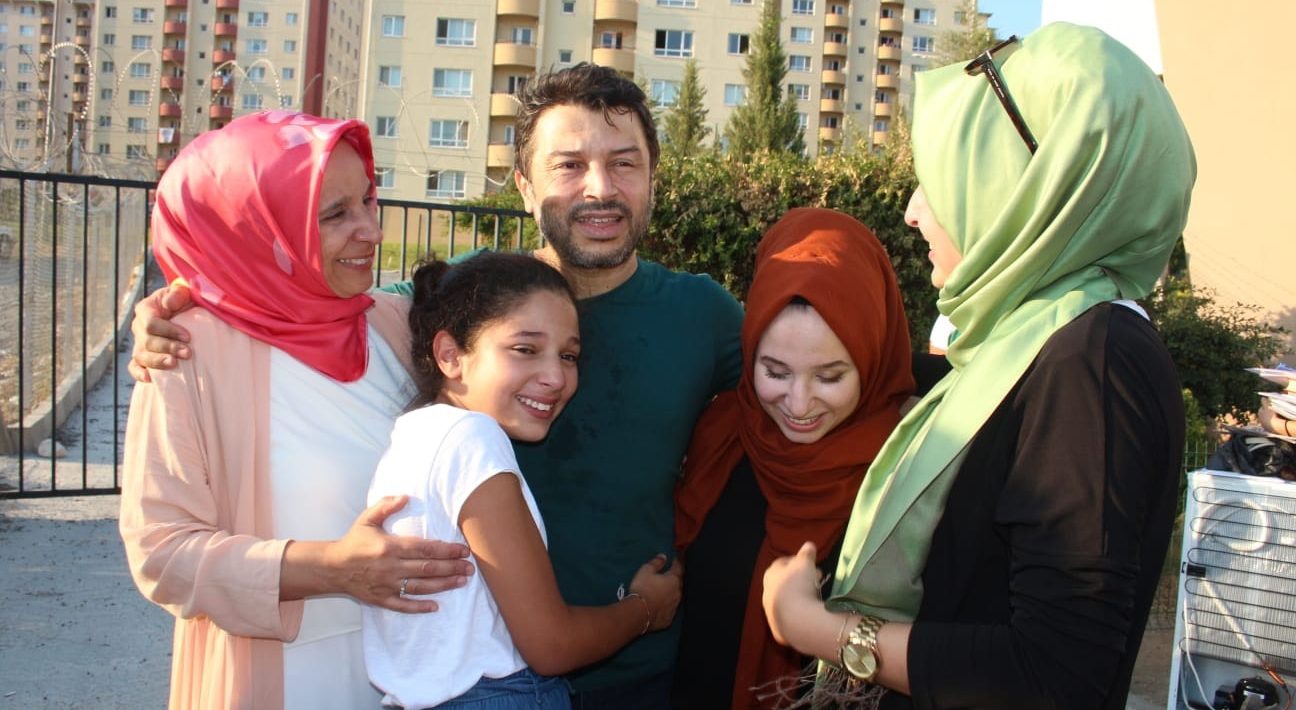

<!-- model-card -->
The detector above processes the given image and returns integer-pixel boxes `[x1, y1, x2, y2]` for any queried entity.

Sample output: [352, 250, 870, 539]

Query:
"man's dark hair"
[513, 62, 660, 178]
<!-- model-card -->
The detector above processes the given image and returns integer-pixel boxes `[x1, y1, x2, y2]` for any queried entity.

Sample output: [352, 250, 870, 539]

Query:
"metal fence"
[0, 169, 531, 499]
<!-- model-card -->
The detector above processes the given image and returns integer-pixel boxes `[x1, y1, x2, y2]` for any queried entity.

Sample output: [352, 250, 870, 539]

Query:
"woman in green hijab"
[761, 23, 1193, 710]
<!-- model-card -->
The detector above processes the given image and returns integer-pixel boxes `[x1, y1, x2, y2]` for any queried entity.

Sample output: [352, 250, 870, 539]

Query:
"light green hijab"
[828, 23, 1195, 619]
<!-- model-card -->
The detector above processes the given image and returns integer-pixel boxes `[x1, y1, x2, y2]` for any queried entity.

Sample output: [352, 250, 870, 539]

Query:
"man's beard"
[538, 197, 651, 269]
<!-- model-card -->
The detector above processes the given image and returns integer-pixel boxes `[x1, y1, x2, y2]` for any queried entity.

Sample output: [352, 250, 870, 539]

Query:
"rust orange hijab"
[151, 111, 376, 381]
[675, 208, 914, 709]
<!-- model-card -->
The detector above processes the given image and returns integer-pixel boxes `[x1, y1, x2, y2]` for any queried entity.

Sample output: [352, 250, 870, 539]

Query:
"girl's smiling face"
[435, 289, 581, 442]
[753, 304, 861, 444]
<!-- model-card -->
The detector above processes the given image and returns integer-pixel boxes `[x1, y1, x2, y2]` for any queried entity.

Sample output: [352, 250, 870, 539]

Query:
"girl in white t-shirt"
[363, 252, 683, 710]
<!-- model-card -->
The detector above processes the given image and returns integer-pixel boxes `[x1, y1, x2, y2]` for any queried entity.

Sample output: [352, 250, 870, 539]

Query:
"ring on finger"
[399, 578, 409, 598]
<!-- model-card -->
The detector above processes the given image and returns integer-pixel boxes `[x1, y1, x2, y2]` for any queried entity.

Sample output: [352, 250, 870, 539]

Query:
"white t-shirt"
[269, 324, 415, 710]
[362, 404, 548, 710]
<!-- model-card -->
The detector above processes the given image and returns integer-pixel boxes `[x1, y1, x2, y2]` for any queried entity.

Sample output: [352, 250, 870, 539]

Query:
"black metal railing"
[0, 169, 533, 499]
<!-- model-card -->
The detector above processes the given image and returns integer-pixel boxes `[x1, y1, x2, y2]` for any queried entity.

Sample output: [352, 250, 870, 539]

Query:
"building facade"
[3, 0, 963, 200]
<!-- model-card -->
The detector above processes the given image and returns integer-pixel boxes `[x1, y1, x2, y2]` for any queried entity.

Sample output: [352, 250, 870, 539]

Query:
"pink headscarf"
[152, 111, 376, 381]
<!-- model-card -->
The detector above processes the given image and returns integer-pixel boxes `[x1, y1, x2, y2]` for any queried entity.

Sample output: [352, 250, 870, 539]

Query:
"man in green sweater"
[129, 64, 743, 708]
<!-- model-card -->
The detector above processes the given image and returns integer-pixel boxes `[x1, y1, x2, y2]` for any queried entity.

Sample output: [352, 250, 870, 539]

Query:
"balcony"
[161, 48, 185, 63]
[819, 126, 842, 142]
[73, 35, 89, 47]
[40, 14, 53, 26]
[215, 0, 239, 8]
[820, 98, 843, 114]
[490, 92, 519, 117]
[76, 16, 91, 27]
[821, 68, 846, 85]
[825, 12, 848, 29]
[40, 34, 53, 44]
[210, 76, 232, 92]
[877, 45, 901, 61]
[160, 75, 184, 90]
[881, 0, 904, 5]
[873, 101, 893, 117]
[875, 73, 899, 89]
[71, 73, 88, 84]
[872, 130, 889, 145]
[165, 0, 188, 6]
[592, 46, 634, 74]
[156, 157, 173, 173]
[594, 0, 638, 22]
[822, 41, 847, 57]
[214, 22, 238, 36]
[497, 0, 540, 17]
[487, 143, 516, 169]
[71, 91, 86, 103]
[157, 128, 178, 144]
[208, 104, 233, 119]
[164, 20, 187, 34]
[493, 42, 537, 68]
[212, 49, 236, 64]
[159, 102, 183, 117]
[879, 17, 903, 32]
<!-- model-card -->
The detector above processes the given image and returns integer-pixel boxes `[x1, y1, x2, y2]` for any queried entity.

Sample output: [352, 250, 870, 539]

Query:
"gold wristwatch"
[839, 614, 885, 682]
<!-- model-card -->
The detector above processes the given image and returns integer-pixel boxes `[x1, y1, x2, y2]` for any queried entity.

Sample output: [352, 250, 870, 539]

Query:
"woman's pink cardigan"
[120, 292, 413, 710]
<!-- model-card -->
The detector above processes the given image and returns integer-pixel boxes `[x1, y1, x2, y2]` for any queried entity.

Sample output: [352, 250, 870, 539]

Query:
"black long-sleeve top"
[890, 303, 1185, 710]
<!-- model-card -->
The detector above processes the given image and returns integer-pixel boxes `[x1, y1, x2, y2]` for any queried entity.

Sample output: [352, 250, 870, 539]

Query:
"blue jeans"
[439, 668, 571, 709]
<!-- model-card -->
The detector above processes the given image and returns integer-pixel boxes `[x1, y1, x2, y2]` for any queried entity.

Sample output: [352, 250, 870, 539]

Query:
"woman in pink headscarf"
[120, 111, 474, 710]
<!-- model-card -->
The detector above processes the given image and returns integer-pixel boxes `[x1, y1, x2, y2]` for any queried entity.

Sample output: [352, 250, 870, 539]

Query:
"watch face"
[841, 644, 878, 681]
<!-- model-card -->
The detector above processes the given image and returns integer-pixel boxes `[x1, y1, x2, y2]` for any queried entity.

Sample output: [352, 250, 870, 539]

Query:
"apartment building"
[363, 0, 962, 202]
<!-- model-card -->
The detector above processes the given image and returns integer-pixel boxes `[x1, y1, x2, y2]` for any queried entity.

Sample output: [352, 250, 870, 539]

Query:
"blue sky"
[978, 0, 1042, 39]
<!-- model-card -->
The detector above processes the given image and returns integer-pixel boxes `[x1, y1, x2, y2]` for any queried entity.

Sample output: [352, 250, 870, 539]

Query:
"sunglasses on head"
[964, 35, 1037, 154]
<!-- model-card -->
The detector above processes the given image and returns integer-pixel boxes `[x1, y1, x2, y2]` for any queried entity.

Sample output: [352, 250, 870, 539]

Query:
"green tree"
[933, 0, 998, 67]
[662, 59, 711, 156]
[723, 0, 805, 156]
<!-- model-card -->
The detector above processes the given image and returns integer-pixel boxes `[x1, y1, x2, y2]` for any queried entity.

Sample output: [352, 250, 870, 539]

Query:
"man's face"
[515, 104, 653, 270]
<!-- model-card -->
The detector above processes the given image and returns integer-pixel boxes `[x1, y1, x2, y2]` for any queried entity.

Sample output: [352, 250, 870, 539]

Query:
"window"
[788, 55, 811, 72]
[796, 113, 808, 130]
[131, 35, 151, 49]
[382, 15, 405, 37]
[912, 36, 934, 53]
[562, 0, 575, 11]
[654, 30, 693, 58]
[789, 27, 812, 44]
[15, 97, 29, 108]
[511, 26, 533, 45]
[378, 65, 401, 88]
[132, 7, 155, 23]
[98, 115, 111, 128]
[97, 143, 110, 154]
[375, 116, 398, 137]
[436, 18, 475, 46]
[874, 119, 889, 132]
[246, 38, 268, 54]
[911, 64, 926, 77]
[247, 11, 268, 27]
[19, 25, 34, 37]
[828, 4, 846, 15]
[102, 32, 116, 45]
[14, 138, 30, 150]
[14, 119, 28, 130]
[242, 93, 263, 110]
[129, 62, 151, 78]
[732, 0, 754, 5]
[822, 116, 840, 129]
[723, 84, 746, 107]
[429, 119, 469, 148]
[375, 167, 394, 189]
[913, 8, 936, 25]
[16, 82, 30, 93]
[285, 12, 298, 25]
[127, 117, 148, 133]
[954, 10, 967, 24]
[506, 75, 528, 94]
[283, 39, 297, 52]
[558, 49, 573, 63]
[658, 0, 697, 6]
[651, 79, 680, 107]
[827, 31, 846, 44]
[280, 95, 293, 107]
[17, 5, 34, 14]
[17, 63, 33, 74]
[282, 67, 295, 80]
[100, 88, 113, 99]
[128, 89, 148, 105]
[104, 6, 118, 18]
[727, 33, 749, 54]
[246, 66, 266, 83]
[426, 170, 466, 199]
[503, 125, 515, 144]
[126, 144, 147, 158]
[791, 0, 814, 15]
[433, 68, 472, 97]
[788, 83, 809, 100]
[823, 87, 841, 100]
[599, 31, 623, 49]
[877, 63, 894, 75]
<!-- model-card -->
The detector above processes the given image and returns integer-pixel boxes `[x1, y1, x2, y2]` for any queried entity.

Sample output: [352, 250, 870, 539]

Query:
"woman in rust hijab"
[673, 208, 915, 708]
